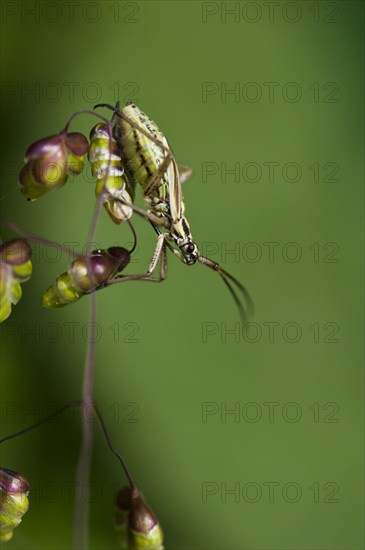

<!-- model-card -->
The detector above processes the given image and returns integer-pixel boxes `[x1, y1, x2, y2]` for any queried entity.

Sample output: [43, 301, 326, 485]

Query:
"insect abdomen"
[116, 105, 169, 201]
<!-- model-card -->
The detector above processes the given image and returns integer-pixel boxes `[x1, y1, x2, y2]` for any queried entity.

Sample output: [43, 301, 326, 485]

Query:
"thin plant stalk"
[67, 109, 114, 550]
[0, 217, 83, 260]
[72, 292, 97, 550]
[0, 400, 135, 487]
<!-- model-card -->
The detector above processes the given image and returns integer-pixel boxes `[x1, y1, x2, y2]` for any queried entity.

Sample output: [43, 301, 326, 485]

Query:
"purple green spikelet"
[6, 104, 178, 547]
[0, 239, 32, 322]
[88, 123, 134, 224]
[115, 486, 164, 550]
[0, 468, 30, 543]
[42, 246, 131, 308]
[19, 131, 88, 200]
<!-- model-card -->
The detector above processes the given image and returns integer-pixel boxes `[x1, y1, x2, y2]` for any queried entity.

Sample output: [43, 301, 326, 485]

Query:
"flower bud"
[19, 132, 88, 200]
[115, 486, 164, 550]
[0, 468, 29, 542]
[0, 240, 32, 322]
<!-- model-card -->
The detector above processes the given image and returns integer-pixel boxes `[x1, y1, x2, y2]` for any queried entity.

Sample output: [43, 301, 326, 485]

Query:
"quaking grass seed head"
[19, 132, 89, 200]
[42, 246, 131, 309]
[88, 123, 134, 224]
[115, 486, 164, 550]
[0, 239, 32, 322]
[0, 468, 30, 543]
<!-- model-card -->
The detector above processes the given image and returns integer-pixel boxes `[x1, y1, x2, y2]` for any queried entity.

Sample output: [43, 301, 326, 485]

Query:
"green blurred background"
[1, 1, 364, 548]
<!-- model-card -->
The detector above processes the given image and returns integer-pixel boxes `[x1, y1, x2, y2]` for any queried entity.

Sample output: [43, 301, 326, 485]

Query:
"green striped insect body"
[113, 103, 199, 265]
[113, 106, 171, 215]
[43, 246, 131, 308]
[88, 123, 135, 224]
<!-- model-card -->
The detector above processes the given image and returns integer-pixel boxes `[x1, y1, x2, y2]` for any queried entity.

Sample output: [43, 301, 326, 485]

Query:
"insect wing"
[166, 154, 182, 222]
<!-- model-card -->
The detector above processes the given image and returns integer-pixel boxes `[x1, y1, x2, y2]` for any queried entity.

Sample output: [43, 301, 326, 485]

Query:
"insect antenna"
[198, 255, 254, 326]
[94, 102, 118, 112]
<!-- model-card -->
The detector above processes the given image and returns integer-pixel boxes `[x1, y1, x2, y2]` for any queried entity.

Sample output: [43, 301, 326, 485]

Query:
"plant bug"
[94, 101, 254, 324]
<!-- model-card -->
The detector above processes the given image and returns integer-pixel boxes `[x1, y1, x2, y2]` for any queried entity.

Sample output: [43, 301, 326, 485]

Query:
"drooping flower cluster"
[115, 486, 164, 550]
[43, 246, 131, 308]
[0, 468, 30, 543]
[0, 239, 32, 322]
[19, 131, 88, 200]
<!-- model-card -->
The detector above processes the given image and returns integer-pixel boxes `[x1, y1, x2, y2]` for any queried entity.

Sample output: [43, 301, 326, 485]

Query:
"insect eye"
[185, 243, 195, 254]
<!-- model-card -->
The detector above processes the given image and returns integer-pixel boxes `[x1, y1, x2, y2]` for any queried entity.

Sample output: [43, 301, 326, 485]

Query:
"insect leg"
[146, 232, 165, 275]
[128, 142, 182, 222]
[114, 199, 169, 227]
[143, 153, 174, 196]
[108, 233, 168, 285]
